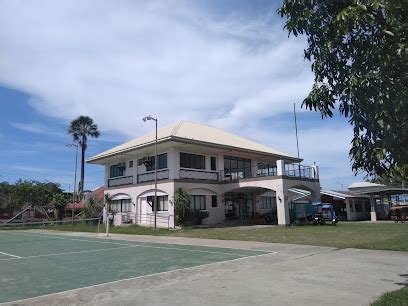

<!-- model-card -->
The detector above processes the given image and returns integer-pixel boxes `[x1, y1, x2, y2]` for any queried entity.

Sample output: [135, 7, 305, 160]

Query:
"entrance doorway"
[225, 193, 254, 220]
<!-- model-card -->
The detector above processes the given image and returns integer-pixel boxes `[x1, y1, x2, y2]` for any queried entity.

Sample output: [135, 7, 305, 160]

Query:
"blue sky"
[0, 0, 364, 191]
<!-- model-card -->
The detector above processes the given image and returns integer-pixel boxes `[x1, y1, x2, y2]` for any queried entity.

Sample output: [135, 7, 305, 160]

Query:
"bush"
[173, 188, 192, 227]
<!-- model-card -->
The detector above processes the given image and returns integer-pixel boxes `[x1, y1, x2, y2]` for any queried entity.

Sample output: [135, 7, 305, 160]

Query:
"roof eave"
[87, 135, 302, 164]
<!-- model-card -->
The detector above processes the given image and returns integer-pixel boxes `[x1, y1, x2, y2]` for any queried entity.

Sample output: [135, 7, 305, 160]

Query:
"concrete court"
[3, 230, 408, 306]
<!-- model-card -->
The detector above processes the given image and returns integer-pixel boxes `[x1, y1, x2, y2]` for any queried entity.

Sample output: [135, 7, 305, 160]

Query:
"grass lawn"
[371, 287, 408, 306]
[10, 221, 407, 252]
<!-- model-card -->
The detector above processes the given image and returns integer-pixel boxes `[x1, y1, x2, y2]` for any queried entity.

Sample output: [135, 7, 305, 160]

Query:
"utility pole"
[143, 115, 158, 229]
[293, 103, 301, 177]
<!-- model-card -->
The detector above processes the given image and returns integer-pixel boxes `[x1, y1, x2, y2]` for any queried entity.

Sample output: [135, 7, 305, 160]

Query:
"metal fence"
[179, 169, 218, 181]
[137, 169, 169, 183]
[108, 176, 133, 187]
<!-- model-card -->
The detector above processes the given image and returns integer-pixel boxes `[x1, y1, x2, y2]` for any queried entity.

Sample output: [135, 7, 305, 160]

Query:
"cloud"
[0, 0, 312, 137]
[10, 122, 65, 137]
[0, 0, 360, 189]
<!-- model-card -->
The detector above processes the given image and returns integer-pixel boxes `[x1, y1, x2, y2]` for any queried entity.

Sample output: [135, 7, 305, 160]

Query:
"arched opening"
[223, 186, 277, 226]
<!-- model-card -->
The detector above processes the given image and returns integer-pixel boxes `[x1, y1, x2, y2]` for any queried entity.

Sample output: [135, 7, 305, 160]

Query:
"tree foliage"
[83, 196, 104, 218]
[0, 180, 63, 212]
[279, 0, 408, 177]
[51, 193, 68, 220]
[68, 115, 100, 196]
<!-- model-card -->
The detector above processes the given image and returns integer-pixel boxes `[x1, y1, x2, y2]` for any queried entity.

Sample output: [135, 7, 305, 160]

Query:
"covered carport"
[348, 182, 408, 221]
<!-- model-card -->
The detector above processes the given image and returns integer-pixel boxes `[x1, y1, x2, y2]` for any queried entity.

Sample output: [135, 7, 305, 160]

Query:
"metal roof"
[87, 120, 300, 163]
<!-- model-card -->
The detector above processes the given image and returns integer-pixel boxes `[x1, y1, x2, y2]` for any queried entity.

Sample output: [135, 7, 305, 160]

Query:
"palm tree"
[68, 116, 100, 196]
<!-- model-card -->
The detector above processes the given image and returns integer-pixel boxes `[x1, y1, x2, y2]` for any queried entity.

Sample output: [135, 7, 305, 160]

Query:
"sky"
[0, 0, 365, 192]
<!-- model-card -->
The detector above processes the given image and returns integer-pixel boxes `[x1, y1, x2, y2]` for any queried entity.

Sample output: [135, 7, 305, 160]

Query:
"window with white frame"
[192, 195, 206, 210]
[146, 195, 169, 211]
[259, 196, 274, 209]
[110, 199, 132, 213]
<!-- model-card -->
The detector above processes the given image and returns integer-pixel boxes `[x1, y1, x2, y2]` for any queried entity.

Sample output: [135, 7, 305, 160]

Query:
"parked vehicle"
[310, 203, 338, 226]
[389, 206, 408, 223]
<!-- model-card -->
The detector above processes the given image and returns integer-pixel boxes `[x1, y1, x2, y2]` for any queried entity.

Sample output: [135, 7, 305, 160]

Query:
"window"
[257, 163, 276, 176]
[364, 201, 371, 212]
[180, 153, 206, 169]
[355, 200, 363, 212]
[138, 153, 167, 171]
[110, 199, 131, 212]
[259, 196, 274, 209]
[192, 195, 206, 210]
[129, 161, 133, 168]
[110, 163, 125, 178]
[212, 195, 218, 208]
[223, 156, 251, 178]
[211, 157, 216, 171]
[146, 195, 169, 211]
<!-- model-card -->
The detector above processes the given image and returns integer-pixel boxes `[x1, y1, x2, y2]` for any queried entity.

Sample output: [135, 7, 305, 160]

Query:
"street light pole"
[143, 115, 158, 230]
[67, 143, 79, 220]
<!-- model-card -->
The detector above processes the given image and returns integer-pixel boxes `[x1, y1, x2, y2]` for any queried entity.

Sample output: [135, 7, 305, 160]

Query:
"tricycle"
[309, 203, 338, 226]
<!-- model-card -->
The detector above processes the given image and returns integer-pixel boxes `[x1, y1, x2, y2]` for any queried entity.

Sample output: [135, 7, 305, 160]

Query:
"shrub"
[173, 188, 192, 227]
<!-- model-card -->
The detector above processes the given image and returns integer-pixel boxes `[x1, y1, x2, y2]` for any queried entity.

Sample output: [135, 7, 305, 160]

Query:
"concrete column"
[276, 180, 290, 225]
[345, 199, 352, 221]
[312, 162, 319, 180]
[276, 160, 285, 176]
[370, 194, 377, 222]
[251, 158, 258, 178]
[104, 165, 109, 188]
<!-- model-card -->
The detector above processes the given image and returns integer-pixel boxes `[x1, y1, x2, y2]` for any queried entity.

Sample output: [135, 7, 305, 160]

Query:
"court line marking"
[0, 251, 21, 259]
[1, 230, 276, 253]
[1, 251, 277, 305]
[0, 245, 141, 261]
[13, 232, 273, 257]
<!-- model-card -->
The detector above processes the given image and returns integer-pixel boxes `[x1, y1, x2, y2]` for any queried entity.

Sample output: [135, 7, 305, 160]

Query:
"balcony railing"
[137, 169, 169, 183]
[179, 169, 219, 181]
[108, 176, 133, 187]
[221, 165, 278, 181]
[284, 164, 315, 179]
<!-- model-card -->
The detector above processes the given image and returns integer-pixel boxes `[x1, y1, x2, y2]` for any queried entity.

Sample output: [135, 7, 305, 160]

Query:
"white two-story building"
[87, 121, 320, 228]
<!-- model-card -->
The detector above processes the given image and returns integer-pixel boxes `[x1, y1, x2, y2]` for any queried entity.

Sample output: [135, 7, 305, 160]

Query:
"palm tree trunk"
[80, 138, 86, 195]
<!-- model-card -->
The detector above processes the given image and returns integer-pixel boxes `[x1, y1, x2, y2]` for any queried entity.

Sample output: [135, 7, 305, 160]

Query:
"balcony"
[220, 164, 317, 182]
[179, 169, 218, 181]
[284, 164, 315, 179]
[221, 165, 277, 182]
[108, 176, 133, 187]
[137, 169, 169, 183]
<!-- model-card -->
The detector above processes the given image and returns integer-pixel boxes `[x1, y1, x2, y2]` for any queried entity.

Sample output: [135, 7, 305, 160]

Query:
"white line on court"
[0, 251, 21, 259]
[2, 250, 278, 305]
[13, 232, 272, 257]
[0, 245, 141, 261]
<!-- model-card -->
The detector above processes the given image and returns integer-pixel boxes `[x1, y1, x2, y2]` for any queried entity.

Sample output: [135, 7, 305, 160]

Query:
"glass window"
[110, 199, 131, 212]
[223, 156, 251, 178]
[259, 196, 274, 209]
[192, 195, 206, 210]
[211, 157, 216, 171]
[110, 163, 125, 178]
[180, 153, 206, 169]
[138, 153, 167, 171]
[212, 195, 217, 208]
[146, 195, 168, 211]
[129, 161, 133, 168]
